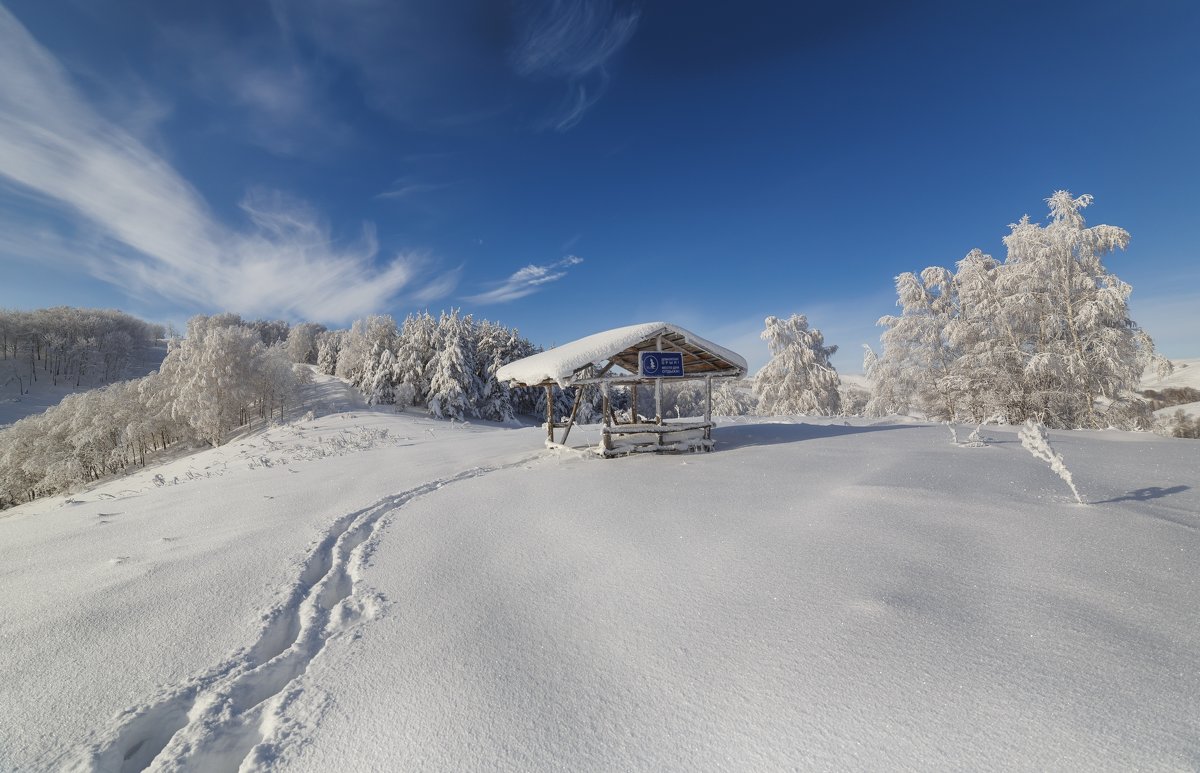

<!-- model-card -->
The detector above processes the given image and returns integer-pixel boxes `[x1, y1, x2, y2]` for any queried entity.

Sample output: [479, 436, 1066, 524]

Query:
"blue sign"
[640, 351, 684, 378]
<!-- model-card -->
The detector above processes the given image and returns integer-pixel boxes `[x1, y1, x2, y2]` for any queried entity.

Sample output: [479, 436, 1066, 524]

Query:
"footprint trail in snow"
[66, 456, 539, 773]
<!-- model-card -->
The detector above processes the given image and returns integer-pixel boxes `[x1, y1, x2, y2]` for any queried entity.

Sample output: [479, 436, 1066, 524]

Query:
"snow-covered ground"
[2, 373, 1198, 771]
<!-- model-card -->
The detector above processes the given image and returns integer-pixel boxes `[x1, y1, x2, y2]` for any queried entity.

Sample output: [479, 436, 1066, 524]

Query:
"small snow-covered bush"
[1158, 409, 1200, 439]
[1019, 420, 1084, 504]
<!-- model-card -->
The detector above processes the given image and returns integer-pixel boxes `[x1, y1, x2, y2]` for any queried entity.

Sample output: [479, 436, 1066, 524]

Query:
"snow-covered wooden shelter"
[496, 322, 747, 456]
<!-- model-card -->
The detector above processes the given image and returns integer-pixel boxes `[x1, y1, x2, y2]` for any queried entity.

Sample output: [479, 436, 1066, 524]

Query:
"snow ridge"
[65, 455, 540, 773]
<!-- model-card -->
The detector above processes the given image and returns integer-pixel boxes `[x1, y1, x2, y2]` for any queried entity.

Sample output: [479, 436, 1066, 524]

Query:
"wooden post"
[560, 385, 584, 446]
[654, 336, 663, 425]
[630, 382, 638, 422]
[705, 375, 713, 442]
[545, 385, 554, 444]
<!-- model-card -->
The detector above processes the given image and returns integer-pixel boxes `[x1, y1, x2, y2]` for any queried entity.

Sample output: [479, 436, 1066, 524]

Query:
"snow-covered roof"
[496, 321, 748, 387]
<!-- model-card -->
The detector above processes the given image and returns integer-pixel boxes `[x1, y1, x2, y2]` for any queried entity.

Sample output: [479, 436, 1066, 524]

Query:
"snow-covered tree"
[427, 310, 481, 420]
[995, 192, 1157, 427]
[867, 192, 1163, 428]
[285, 322, 327, 365]
[711, 379, 755, 416]
[315, 330, 343, 376]
[754, 314, 841, 415]
[866, 267, 958, 419]
[394, 312, 438, 407]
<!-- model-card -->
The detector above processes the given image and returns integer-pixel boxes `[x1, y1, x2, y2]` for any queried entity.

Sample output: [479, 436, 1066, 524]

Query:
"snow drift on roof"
[495, 321, 748, 387]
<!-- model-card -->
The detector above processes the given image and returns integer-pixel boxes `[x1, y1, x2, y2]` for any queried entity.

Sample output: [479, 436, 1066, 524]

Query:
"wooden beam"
[544, 385, 554, 444]
[560, 384, 584, 445]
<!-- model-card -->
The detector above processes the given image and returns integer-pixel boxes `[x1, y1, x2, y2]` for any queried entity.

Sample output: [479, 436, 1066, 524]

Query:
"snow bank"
[495, 321, 748, 387]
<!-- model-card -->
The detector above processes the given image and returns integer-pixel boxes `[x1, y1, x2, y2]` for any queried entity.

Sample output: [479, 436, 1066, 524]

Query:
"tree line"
[0, 314, 305, 508]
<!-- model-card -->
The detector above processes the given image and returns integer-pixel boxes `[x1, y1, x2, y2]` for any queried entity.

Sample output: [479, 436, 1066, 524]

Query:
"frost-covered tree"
[394, 312, 438, 407]
[315, 330, 343, 376]
[995, 192, 1157, 427]
[285, 322, 327, 365]
[754, 314, 841, 416]
[0, 313, 304, 508]
[868, 192, 1163, 428]
[865, 267, 958, 418]
[427, 311, 481, 420]
[711, 379, 755, 416]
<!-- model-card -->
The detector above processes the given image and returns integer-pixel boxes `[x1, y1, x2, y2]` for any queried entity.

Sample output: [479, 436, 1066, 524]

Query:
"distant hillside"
[1, 308, 166, 428]
[1140, 358, 1200, 420]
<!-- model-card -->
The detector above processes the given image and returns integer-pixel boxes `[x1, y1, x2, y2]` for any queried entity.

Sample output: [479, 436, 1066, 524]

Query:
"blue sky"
[1, 0, 1197, 373]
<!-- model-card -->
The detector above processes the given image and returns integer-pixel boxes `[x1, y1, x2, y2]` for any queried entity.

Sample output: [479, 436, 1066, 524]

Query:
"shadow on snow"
[713, 421, 920, 451]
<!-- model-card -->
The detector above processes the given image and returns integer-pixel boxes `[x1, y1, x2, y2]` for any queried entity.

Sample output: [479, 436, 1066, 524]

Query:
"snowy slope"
[1141, 357, 1200, 392]
[1142, 358, 1200, 419]
[0, 343, 167, 428]
[2, 376, 1198, 771]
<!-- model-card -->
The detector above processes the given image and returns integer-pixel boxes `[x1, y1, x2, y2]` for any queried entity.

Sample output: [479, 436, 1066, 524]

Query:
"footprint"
[110, 556, 130, 565]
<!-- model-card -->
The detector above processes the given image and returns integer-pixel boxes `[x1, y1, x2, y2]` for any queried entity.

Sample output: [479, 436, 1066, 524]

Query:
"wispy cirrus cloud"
[0, 6, 444, 322]
[164, 24, 349, 157]
[465, 255, 583, 304]
[376, 177, 455, 200]
[273, 0, 639, 133]
[510, 0, 640, 130]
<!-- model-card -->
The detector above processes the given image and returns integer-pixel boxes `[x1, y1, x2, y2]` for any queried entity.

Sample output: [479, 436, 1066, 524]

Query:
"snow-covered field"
[2, 374, 1198, 771]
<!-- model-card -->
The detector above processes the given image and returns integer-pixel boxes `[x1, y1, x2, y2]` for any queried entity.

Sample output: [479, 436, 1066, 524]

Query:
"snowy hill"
[1142, 357, 1200, 419]
[2, 373, 1198, 771]
[0, 342, 167, 428]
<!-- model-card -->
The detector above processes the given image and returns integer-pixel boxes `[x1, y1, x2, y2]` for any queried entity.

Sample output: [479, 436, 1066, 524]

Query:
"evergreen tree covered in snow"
[754, 314, 841, 416]
[326, 310, 539, 421]
[427, 310, 481, 420]
[394, 312, 438, 407]
[315, 330, 343, 376]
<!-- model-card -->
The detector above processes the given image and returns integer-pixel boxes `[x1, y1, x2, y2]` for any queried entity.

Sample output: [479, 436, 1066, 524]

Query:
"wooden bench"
[601, 421, 714, 457]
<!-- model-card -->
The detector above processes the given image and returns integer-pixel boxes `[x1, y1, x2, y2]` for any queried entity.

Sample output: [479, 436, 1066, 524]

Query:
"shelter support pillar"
[654, 335, 663, 425]
[560, 385, 584, 446]
[545, 385, 554, 444]
[705, 376, 712, 441]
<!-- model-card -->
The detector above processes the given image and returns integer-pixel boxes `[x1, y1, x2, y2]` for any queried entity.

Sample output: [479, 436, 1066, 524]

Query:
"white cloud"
[0, 7, 434, 323]
[465, 255, 583, 305]
[376, 178, 454, 200]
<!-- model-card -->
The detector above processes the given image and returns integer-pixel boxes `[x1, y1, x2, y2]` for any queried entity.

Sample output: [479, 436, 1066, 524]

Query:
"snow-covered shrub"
[1019, 419, 1084, 504]
[1159, 409, 1200, 439]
